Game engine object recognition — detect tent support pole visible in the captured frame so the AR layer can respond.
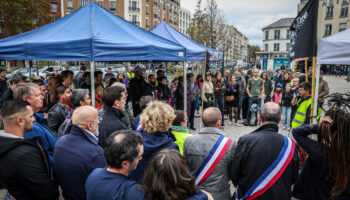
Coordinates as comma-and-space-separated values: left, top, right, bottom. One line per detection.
90, 61, 95, 108
200, 50, 208, 131
305, 58, 308, 82
184, 61, 187, 127
312, 57, 319, 140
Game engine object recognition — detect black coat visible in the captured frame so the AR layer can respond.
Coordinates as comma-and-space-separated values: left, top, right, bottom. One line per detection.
98, 106, 128, 147
0, 88, 13, 108
73, 72, 84, 89
282, 90, 294, 107
292, 125, 350, 200
47, 102, 71, 137
157, 84, 171, 101
0, 134, 59, 200
129, 77, 147, 103
231, 124, 299, 200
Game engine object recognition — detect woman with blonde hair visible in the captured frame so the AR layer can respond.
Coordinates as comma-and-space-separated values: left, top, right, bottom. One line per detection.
129, 101, 179, 183
202, 72, 215, 109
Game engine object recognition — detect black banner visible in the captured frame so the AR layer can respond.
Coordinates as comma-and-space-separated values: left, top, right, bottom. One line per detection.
289, 0, 319, 60
205, 50, 224, 75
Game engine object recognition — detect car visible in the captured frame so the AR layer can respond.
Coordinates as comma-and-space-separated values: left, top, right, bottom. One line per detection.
38, 66, 66, 78
6, 67, 38, 79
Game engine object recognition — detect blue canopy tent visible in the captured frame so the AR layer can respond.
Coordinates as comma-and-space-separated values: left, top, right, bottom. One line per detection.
150, 21, 220, 62
0, 2, 185, 107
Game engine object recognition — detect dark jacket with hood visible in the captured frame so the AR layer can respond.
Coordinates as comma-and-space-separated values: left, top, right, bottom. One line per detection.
129, 129, 179, 183
231, 124, 299, 200
98, 106, 128, 147
157, 83, 171, 102
0, 131, 59, 200
292, 125, 350, 200
47, 102, 71, 137
129, 77, 147, 103
24, 113, 57, 170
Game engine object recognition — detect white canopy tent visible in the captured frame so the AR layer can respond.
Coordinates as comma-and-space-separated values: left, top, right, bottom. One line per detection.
317, 28, 350, 65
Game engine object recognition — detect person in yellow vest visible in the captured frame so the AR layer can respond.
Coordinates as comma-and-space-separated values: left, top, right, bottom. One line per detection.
291, 82, 322, 129
126, 67, 135, 87
171, 110, 192, 155
291, 82, 322, 167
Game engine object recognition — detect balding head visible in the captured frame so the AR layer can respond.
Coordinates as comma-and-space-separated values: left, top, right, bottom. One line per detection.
259, 102, 281, 124
202, 107, 222, 127
72, 106, 99, 134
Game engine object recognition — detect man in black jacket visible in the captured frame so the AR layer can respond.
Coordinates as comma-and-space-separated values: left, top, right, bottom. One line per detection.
128, 66, 146, 116
98, 86, 128, 147
73, 65, 87, 89
231, 102, 299, 200
0, 100, 58, 200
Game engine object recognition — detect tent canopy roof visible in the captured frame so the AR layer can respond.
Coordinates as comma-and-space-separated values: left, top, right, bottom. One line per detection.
0, 2, 185, 61
150, 22, 220, 61
317, 28, 350, 65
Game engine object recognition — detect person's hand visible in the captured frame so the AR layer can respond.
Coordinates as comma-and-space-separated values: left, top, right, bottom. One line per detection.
291, 98, 297, 106
249, 94, 253, 98
322, 116, 333, 124
258, 94, 263, 98
44, 113, 48, 119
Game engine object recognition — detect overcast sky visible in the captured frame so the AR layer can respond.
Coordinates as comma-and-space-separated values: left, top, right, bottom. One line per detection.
181, 0, 300, 48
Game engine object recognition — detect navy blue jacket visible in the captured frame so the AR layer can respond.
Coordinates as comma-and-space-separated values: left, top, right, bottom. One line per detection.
54, 125, 106, 200
0, 79, 7, 98
24, 113, 57, 169
131, 114, 141, 131
129, 130, 179, 182
98, 106, 128, 147
85, 168, 145, 200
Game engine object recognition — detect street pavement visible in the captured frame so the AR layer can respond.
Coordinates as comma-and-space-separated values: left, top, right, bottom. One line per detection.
189, 75, 350, 142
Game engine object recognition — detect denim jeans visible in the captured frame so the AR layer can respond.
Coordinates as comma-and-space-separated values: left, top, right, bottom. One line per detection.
238, 95, 243, 119
215, 95, 225, 125
282, 106, 292, 127
246, 97, 261, 122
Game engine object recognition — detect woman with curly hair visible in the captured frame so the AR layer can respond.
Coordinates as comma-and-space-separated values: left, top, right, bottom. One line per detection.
143, 149, 213, 200
292, 109, 350, 200
129, 101, 179, 183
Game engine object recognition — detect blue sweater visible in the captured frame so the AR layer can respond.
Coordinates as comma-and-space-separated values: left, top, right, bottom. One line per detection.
129, 130, 179, 182
24, 113, 57, 169
85, 168, 145, 200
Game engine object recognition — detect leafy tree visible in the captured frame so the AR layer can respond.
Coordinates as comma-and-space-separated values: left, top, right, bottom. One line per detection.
0, 0, 50, 38
249, 45, 261, 62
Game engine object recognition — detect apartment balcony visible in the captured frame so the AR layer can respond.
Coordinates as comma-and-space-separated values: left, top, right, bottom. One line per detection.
129, 7, 140, 12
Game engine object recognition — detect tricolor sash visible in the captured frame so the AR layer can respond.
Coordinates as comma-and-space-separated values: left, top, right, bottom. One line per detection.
194, 135, 233, 186
235, 136, 295, 200
135, 123, 143, 133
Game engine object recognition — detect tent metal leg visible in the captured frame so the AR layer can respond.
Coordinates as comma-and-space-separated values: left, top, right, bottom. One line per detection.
183, 62, 187, 126
90, 61, 95, 108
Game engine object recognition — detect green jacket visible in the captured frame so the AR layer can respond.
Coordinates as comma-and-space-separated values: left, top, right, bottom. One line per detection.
171, 126, 192, 155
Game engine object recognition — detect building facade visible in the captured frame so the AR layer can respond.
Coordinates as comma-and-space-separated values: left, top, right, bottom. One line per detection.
219, 25, 249, 67
179, 7, 191, 36
62, 0, 180, 31
299, 0, 350, 39
256, 18, 294, 70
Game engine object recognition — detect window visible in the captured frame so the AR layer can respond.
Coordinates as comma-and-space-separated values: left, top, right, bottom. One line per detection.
287, 30, 290, 39
146, 19, 149, 28
274, 30, 280, 39
146, 6, 149, 15
326, 6, 333, 18
341, 4, 348, 17
339, 22, 347, 31
50, 3, 57, 12
97, 1, 103, 6
110, 1, 116, 10
325, 24, 332, 36
80, 0, 89, 7
274, 43, 280, 51
67, 0, 73, 10
265, 44, 268, 51
265, 31, 269, 40
286, 43, 290, 51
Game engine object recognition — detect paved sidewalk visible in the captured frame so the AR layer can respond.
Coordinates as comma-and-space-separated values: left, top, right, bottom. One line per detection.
189, 75, 349, 142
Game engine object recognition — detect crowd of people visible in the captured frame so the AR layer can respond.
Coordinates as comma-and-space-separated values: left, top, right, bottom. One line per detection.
0, 64, 348, 200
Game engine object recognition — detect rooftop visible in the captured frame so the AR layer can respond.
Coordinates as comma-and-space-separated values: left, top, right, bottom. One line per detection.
262, 18, 294, 30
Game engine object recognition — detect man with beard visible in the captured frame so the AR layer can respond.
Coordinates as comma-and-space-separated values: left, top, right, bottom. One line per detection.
0, 100, 59, 200
85, 130, 144, 200
144, 74, 157, 98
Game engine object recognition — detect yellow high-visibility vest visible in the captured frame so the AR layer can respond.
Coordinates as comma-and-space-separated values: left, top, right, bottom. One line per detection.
292, 97, 322, 128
